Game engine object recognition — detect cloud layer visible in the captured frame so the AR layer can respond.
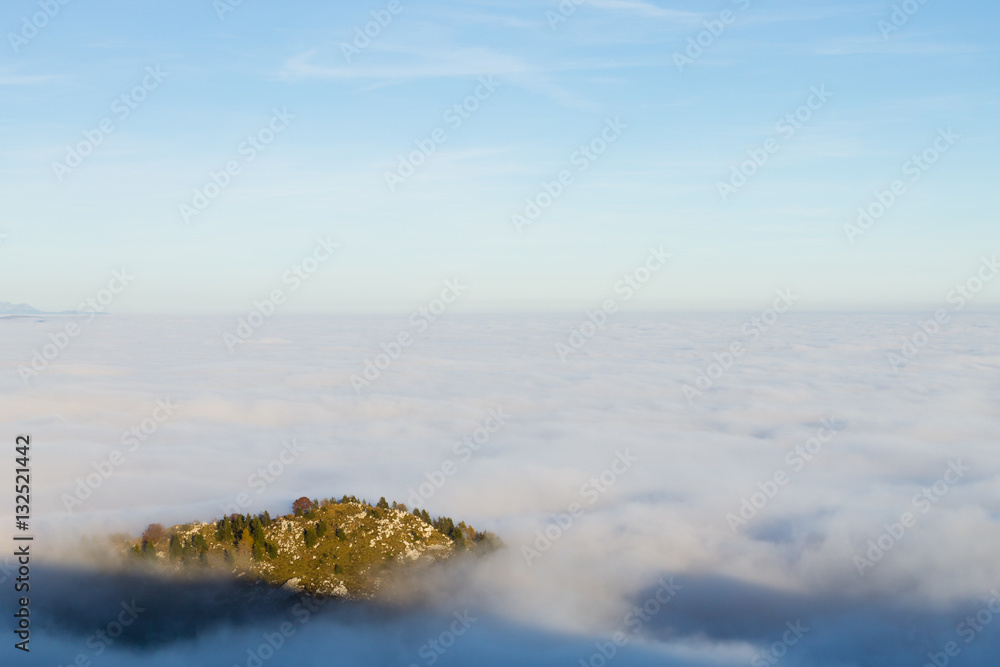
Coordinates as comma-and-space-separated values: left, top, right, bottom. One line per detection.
2, 312, 999, 665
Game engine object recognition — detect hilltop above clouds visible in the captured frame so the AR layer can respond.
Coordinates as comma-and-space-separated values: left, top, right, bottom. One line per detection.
3, 313, 999, 666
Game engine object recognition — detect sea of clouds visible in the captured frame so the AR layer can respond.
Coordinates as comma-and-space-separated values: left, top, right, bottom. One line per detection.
1, 312, 998, 666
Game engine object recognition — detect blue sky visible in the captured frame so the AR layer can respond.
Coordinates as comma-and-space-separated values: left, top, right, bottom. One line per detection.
1, 0, 997, 313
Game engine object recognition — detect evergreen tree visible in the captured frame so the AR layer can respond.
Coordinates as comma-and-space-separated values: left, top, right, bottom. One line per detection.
216, 516, 234, 542
433, 516, 455, 536
181, 538, 195, 558
169, 534, 183, 560
191, 533, 209, 553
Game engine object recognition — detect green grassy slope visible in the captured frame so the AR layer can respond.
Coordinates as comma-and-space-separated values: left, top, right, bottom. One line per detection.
126, 497, 501, 598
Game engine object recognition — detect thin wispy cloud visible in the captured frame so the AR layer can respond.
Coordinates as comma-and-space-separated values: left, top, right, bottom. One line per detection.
810, 36, 991, 56
0, 69, 56, 85
280, 46, 532, 81
585, 0, 700, 20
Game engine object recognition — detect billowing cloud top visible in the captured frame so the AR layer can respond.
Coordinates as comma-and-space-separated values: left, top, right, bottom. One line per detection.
2, 312, 999, 666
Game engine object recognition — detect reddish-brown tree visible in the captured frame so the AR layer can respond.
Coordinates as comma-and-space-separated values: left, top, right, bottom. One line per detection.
142, 523, 166, 544
292, 497, 313, 515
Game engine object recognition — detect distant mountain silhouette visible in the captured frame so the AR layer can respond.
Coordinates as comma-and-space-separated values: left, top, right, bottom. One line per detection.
0, 301, 93, 316
0, 301, 43, 315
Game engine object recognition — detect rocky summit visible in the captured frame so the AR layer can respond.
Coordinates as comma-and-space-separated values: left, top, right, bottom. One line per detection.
124, 495, 501, 598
